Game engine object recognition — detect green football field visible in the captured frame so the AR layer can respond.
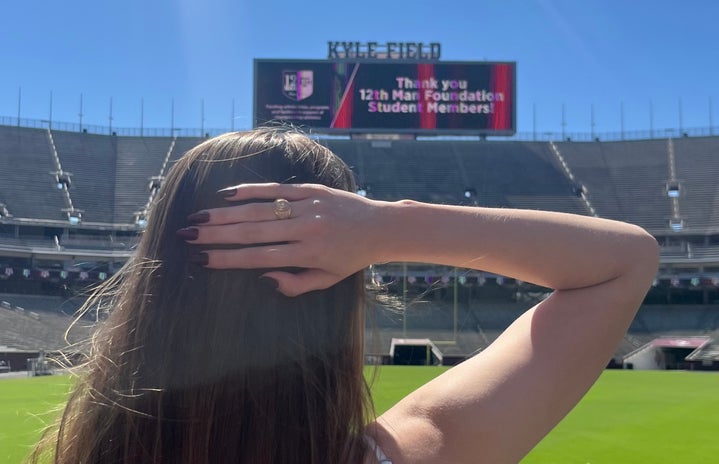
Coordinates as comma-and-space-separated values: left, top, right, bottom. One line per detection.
1, 368, 717, 463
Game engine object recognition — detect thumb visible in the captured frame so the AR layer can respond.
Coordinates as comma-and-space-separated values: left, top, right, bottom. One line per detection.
260, 269, 342, 297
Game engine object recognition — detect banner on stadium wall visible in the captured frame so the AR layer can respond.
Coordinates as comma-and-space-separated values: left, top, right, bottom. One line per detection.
254, 60, 516, 135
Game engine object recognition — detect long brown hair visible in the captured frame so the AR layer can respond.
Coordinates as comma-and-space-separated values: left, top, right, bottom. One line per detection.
30, 128, 373, 463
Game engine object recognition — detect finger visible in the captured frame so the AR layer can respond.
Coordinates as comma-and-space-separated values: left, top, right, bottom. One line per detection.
190, 198, 313, 225
202, 244, 306, 269
186, 218, 305, 245
261, 269, 342, 297
219, 183, 328, 202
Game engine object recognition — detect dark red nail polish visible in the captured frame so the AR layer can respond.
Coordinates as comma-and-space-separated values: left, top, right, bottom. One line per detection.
176, 227, 199, 241
187, 211, 210, 224
259, 276, 279, 290
220, 188, 237, 198
189, 252, 209, 266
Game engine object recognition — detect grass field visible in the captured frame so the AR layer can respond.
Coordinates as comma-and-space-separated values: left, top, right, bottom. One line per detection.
1, 368, 717, 463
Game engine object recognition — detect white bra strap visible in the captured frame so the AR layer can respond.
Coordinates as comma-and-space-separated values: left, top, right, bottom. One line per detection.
365, 435, 393, 464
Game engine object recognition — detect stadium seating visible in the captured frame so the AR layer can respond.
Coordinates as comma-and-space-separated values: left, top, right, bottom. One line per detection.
171, 137, 205, 163
672, 136, 719, 232
2, 124, 719, 365
0, 295, 94, 351
326, 139, 590, 211
558, 139, 673, 232
51, 130, 118, 223
685, 331, 719, 364
0, 127, 67, 220
114, 137, 174, 223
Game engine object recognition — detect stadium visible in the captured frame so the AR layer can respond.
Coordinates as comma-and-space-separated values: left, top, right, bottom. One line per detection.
1, 117, 718, 372
1, 43, 719, 462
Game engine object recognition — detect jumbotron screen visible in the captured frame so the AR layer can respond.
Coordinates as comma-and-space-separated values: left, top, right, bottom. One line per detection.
254, 60, 516, 135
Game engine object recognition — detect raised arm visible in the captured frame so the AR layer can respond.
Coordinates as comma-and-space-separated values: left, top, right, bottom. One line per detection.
186, 183, 659, 463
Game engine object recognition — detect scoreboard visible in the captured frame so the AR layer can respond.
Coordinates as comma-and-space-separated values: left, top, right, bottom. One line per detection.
254, 60, 516, 136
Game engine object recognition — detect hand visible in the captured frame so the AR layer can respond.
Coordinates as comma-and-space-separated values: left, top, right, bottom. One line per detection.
183, 183, 384, 296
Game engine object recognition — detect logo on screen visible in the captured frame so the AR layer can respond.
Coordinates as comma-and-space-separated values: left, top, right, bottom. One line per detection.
282, 70, 314, 101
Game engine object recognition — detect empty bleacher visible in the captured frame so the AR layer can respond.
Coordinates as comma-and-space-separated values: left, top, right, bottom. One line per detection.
685, 331, 719, 364
3, 125, 716, 233
672, 136, 719, 232
0, 296, 95, 351
0, 127, 66, 220
327, 139, 588, 211
328, 140, 408, 201
630, 305, 719, 335
554, 141, 623, 216
558, 139, 672, 232
114, 137, 174, 223
51, 130, 118, 223
170, 137, 205, 163
3, 124, 719, 364
458, 141, 587, 213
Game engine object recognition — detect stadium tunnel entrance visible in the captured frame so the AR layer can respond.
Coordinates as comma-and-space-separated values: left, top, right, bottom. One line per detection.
623, 337, 711, 370
390, 338, 443, 366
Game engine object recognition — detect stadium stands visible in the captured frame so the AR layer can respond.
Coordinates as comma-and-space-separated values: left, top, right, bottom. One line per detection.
685, 330, 719, 367
0, 127, 66, 220
672, 136, 719, 232
51, 130, 118, 224
558, 139, 673, 232
326, 139, 590, 212
2, 123, 719, 366
0, 295, 94, 351
114, 136, 173, 224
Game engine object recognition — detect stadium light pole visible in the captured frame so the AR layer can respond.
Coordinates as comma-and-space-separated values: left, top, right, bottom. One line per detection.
590, 103, 595, 139
108, 97, 114, 135
649, 100, 654, 138
620, 101, 625, 140
48, 91, 53, 129
170, 98, 175, 135
710, 97, 714, 135
231, 98, 235, 132
78, 93, 83, 132
561, 104, 566, 140
201, 98, 205, 137
140, 98, 144, 137
17, 87, 22, 127
532, 103, 536, 141
678, 99, 683, 135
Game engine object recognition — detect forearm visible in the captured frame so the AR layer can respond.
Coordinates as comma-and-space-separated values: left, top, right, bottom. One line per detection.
374, 200, 659, 291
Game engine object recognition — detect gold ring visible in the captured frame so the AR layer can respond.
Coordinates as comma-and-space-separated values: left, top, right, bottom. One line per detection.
273, 198, 292, 220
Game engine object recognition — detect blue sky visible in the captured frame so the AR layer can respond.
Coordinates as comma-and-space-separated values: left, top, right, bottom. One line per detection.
1, 0, 717, 137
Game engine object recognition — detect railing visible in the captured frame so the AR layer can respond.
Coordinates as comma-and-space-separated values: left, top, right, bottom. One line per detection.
46, 129, 77, 215
548, 141, 598, 217
0, 235, 137, 253
3, 115, 719, 142
660, 243, 719, 260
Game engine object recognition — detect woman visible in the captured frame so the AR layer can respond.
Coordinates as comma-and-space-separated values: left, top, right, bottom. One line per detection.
32, 127, 658, 463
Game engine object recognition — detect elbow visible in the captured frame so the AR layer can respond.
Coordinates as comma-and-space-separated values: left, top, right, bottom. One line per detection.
628, 226, 660, 281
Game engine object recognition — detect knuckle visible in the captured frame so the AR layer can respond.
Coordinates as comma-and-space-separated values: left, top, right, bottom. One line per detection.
303, 247, 322, 264
239, 223, 264, 243
252, 203, 270, 220
207, 252, 228, 269
237, 249, 261, 268
304, 215, 324, 234
303, 183, 329, 195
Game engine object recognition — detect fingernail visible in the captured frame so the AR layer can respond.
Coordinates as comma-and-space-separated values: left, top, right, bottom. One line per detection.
219, 187, 237, 198
189, 252, 209, 266
259, 276, 279, 290
176, 227, 199, 241
187, 211, 210, 224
